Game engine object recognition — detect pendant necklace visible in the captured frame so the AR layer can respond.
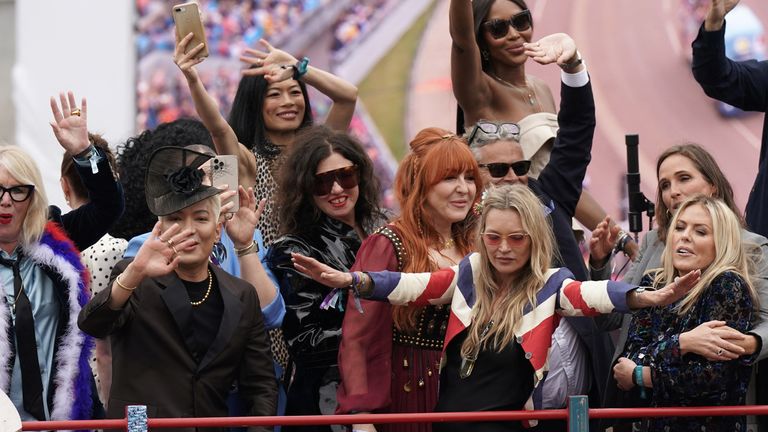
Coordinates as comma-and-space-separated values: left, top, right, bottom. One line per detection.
491, 74, 540, 110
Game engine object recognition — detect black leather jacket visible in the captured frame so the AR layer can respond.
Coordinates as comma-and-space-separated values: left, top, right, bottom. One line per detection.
266, 216, 361, 369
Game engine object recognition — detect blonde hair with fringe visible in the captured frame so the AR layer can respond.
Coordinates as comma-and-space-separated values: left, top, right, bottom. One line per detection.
461, 184, 555, 358
654, 195, 757, 315
0, 147, 49, 247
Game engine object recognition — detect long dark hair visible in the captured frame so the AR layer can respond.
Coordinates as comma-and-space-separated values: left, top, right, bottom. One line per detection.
472, 0, 531, 74
277, 125, 383, 236
228, 71, 313, 158
457, 0, 531, 134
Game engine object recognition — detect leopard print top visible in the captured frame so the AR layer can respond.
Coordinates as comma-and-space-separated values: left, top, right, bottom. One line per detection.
253, 150, 292, 374
253, 152, 284, 247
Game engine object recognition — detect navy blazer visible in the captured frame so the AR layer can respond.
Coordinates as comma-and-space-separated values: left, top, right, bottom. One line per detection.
692, 22, 768, 238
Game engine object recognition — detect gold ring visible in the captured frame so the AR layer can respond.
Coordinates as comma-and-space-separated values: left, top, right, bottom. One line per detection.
171, 245, 179, 256
166, 238, 174, 247
71, 108, 81, 117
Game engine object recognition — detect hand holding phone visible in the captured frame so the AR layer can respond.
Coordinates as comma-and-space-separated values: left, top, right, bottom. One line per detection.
172, 2, 209, 60
211, 155, 239, 213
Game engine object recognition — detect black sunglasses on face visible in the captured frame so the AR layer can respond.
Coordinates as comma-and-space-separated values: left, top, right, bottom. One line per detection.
468, 121, 521, 146
0, 185, 35, 203
313, 166, 360, 196
483, 10, 533, 40
479, 160, 531, 178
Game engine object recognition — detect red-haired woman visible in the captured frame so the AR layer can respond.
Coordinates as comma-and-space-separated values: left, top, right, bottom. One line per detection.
337, 128, 482, 432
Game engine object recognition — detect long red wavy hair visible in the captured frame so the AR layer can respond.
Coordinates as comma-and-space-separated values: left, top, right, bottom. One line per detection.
391, 127, 482, 330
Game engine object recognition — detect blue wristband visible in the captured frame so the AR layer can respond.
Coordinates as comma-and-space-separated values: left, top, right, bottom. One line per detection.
633, 365, 647, 399
293, 57, 309, 80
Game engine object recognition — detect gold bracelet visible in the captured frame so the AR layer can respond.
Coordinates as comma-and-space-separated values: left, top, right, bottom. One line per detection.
235, 240, 259, 257
115, 274, 137, 292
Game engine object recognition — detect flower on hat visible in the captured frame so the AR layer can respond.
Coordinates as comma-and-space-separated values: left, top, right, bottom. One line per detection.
166, 166, 204, 195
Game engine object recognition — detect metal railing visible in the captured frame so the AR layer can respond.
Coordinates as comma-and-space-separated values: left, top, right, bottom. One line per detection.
19, 397, 768, 432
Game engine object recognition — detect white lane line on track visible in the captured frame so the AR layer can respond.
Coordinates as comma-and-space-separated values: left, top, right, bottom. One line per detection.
663, 0, 683, 58
533, 0, 548, 23
730, 117, 762, 151
572, 0, 657, 193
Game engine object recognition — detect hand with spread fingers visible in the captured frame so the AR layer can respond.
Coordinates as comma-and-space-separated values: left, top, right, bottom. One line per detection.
589, 216, 620, 264
50, 91, 90, 155
131, 221, 197, 278
240, 39, 299, 82
523, 33, 580, 70
173, 32, 207, 83
291, 253, 353, 288
225, 186, 266, 248
628, 269, 702, 309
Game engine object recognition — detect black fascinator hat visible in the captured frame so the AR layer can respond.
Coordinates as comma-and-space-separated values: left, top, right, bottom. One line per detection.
145, 145, 220, 216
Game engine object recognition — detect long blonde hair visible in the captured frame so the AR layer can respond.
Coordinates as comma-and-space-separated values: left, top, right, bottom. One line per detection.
0, 147, 49, 247
654, 195, 757, 315
461, 184, 554, 358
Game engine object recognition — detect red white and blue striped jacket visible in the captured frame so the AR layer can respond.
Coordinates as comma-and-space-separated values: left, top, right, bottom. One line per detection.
365, 252, 635, 418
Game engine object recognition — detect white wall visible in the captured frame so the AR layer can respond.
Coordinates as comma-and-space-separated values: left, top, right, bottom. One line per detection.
14, 0, 134, 208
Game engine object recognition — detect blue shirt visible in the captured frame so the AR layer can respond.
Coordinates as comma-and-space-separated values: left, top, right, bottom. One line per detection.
1, 249, 58, 420
124, 229, 284, 329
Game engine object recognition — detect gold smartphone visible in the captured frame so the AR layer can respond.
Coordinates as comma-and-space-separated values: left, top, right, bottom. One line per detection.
172, 2, 209, 59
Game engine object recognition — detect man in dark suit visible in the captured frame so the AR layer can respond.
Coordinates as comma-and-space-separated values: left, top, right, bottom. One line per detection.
79, 145, 276, 431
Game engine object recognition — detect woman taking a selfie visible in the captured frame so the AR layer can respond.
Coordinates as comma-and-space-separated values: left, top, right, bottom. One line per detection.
174, 34, 358, 246
265, 126, 383, 431
612, 196, 758, 432
293, 184, 698, 432
337, 128, 481, 432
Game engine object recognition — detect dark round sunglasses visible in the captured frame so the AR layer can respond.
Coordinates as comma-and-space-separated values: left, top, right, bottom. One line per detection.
482, 10, 533, 40
313, 165, 359, 196
478, 160, 531, 178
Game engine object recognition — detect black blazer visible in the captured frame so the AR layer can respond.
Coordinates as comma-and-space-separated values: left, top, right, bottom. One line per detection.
78, 260, 277, 432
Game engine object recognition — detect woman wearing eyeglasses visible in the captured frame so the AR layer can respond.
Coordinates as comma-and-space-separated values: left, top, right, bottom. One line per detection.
291, 184, 699, 432
0, 92, 124, 422
336, 128, 481, 432
264, 125, 384, 431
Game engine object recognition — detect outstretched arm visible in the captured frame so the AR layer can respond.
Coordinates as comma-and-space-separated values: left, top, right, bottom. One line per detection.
50, 91, 124, 250
691, 1, 768, 111
449, 0, 493, 115
174, 32, 256, 186
241, 39, 358, 131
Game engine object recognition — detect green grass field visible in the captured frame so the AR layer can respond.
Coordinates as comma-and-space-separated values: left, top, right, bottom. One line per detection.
358, 1, 436, 160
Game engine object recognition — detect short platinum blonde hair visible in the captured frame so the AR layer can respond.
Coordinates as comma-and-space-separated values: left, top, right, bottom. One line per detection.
0, 147, 49, 246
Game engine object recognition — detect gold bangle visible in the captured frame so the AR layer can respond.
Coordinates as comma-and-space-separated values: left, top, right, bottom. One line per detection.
235, 240, 259, 257
115, 274, 137, 292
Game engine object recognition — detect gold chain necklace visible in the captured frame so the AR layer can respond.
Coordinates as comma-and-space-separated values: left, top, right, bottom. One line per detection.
190, 269, 213, 307
442, 237, 455, 250
490, 74, 539, 109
